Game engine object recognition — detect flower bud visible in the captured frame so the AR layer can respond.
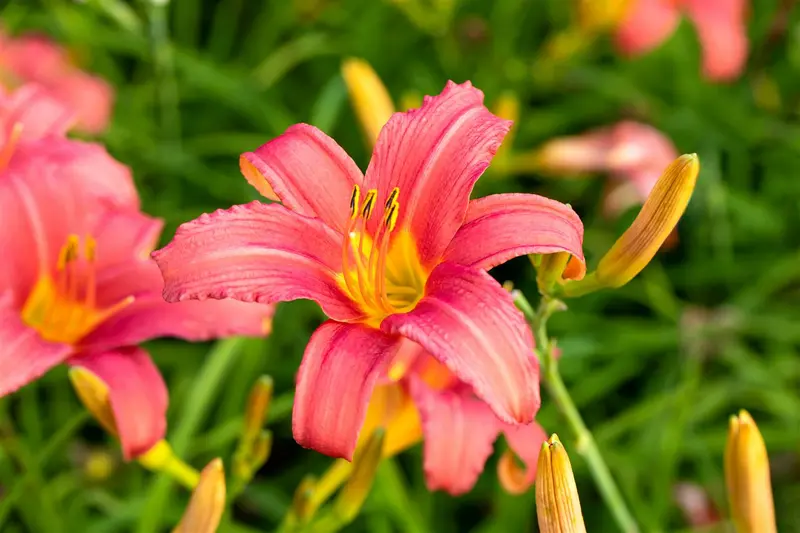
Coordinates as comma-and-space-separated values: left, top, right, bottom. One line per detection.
335, 429, 385, 522
725, 410, 776, 533
595, 154, 699, 288
69, 366, 118, 438
173, 459, 226, 533
535, 434, 586, 533
243, 376, 273, 447
342, 58, 394, 146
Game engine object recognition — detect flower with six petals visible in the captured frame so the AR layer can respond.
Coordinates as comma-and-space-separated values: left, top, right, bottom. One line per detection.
154, 81, 586, 463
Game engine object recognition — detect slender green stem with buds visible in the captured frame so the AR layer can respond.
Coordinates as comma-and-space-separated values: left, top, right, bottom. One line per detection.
514, 291, 640, 533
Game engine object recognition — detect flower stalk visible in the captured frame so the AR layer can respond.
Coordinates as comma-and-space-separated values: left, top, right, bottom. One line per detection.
514, 290, 639, 533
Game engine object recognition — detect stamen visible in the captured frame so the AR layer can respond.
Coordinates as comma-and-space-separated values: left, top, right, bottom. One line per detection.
0, 122, 23, 171
361, 189, 378, 220
375, 201, 399, 310
349, 184, 361, 220
85, 236, 97, 308
384, 187, 399, 209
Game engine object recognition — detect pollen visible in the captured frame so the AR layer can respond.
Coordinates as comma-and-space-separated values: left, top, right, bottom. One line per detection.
340, 186, 427, 323
21, 234, 133, 345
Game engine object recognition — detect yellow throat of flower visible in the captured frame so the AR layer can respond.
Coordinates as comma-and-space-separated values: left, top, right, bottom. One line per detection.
340, 185, 428, 326
21, 234, 133, 345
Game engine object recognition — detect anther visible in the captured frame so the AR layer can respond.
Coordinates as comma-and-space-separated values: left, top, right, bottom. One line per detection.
385, 202, 399, 232
361, 189, 378, 219
384, 187, 400, 209
349, 185, 361, 220
58, 235, 81, 269
85, 236, 97, 262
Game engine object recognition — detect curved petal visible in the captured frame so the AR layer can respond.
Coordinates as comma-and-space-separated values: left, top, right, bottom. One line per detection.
82, 260, 273, 350
153, 201, 362, 322
615, 0, 680, 57
685, 0, 748, 81
92, 208, 164, 270
444, 193, 586, 277
363, 81, 511, 267
292, 321, 401, 461
0, 84, 75, 141
0, 294, 72, 396
382, 262, 540, 425
53, 73, 113, 134
409, 377, 501, 495
69, 347, 167, 460
497, 421, 548, 494
240, 124, 364, 233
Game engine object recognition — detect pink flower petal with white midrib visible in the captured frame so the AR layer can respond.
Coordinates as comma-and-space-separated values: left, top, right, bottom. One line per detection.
240, 123, 364, 234
362, 81, 511, 267
444, 193, 585, 277
382, 262, 540, 425
409, 377, 502, 495
152, 202, 363, 322
292, 321, 401, 460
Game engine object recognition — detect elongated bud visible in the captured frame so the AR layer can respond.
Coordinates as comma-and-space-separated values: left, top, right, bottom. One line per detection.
243, 376, 273, 446
173, 459, 226, 533
562, 154, 699, 297
342, 58, 394, 147
535, 434, 586, 533
578, 0, 633, 32
335, 429, 385, 522
291, 475, 318, 524
725, 410, 776, 533
69, 367, 118, 437
139, 440, 200, 489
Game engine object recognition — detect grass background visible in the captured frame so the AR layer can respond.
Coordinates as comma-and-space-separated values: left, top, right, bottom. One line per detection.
1, 0, 800, 531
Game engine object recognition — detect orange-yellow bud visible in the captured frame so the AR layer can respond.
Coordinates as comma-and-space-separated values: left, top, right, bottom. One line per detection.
341, 58, 395, 147
595, 154, 699, 289
69, 366, 118, 437
173, 459, 226, 533
535, 434, 586, 533
335, 429, 385, 521
725, 410, 776, 533
577, 0, 633, 32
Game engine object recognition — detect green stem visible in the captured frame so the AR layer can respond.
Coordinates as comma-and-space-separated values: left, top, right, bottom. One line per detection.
514, 291, 639, 533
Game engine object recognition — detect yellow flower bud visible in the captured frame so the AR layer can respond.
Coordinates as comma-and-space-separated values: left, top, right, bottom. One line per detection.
725, 410, 776, 533
173, 459, 226, 533
578, 0, 633, 32
595, 154, 699, 289
341, 58, 395, 147
335, 429, 385, 522
243, 375, 273, 446
69, 366, 118, 437
535, 434, 586, 533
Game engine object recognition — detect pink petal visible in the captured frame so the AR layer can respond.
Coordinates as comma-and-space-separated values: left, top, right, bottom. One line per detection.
382, 262, 540, 425
0, 294, 72, 396
0, 84, 75, 141
615, 0, 681, 57
536, 127, 616, 174
684, 0, 748, 81
153, 201, 362, 321
52, 73, 114, 134
82, 260, 273, 350
292, 321, 401, 460
408, 377, 502, 495
443, 193, 585, 277
69, 347, 167, 460
607, 121, 678, 175
498, 421, 548, 494
363, 81, 511, 267
240, 124, 364, 233
91, 208, 164, 270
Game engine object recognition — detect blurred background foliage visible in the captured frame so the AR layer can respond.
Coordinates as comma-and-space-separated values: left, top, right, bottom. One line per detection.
1, 0, 800, 531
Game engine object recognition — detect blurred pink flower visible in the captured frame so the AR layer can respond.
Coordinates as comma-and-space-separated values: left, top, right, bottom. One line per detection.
616, 0, 749, 81
0, 89, 273, 459
0, 31, 113, 133
537, 120, 679, 217
154, 81, 586, 462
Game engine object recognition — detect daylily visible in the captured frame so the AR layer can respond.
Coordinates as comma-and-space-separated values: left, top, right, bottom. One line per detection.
616, 0, 749, 82
360, 345, 548, 495
154, 81, 586, 462
536, 121, 678, 218
0, 29, 113, 133
0, 86, 273, 459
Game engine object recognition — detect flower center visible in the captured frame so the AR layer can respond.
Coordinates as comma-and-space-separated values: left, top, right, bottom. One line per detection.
340, 185, 428, 325
21, 235, 133, 345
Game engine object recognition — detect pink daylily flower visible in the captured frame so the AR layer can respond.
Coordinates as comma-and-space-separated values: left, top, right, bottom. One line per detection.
0, 30, 113, 133
0, 89, 273, 459
616, 0, 749, 81
537, 121, 679, 217
154, 82, 585, 461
